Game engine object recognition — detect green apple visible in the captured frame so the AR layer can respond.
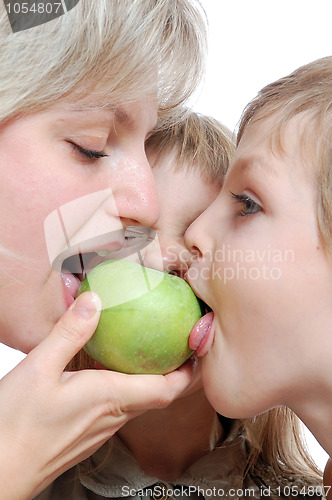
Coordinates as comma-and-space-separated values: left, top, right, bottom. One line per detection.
76, 258, 202, 374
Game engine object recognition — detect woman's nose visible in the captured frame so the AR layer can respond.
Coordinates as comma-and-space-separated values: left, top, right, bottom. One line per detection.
107, 151, 160, 229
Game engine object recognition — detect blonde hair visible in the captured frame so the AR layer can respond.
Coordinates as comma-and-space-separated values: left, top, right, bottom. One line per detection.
242, 409, 322, 483
237, 56, 332, 249
145, 109, 235, 186
0, 0, 207, 123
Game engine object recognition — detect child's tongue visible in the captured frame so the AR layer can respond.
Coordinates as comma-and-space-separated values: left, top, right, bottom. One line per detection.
189, 311, 214, 356
61, 271, 81, 308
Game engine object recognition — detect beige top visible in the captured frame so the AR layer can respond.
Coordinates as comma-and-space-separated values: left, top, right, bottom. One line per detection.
34, 424, 324, 500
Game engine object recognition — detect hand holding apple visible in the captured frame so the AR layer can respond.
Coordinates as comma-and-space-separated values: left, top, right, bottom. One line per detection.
76, 259, 202, 374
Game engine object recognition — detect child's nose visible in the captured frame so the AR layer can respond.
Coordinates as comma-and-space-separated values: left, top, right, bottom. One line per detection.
184, 218, 205, 261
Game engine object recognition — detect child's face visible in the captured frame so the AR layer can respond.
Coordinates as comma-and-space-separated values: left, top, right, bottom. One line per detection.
185, 114, 332, 417
0, 94, 159, 353
143, 150, 220, 278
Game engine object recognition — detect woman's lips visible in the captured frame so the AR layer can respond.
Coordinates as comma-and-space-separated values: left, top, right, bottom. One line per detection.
60, 251, 111, 308
189, 311, 214, 357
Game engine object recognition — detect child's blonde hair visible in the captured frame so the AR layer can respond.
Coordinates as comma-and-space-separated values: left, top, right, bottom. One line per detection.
243, 408, 321, 483
237, 55, 332, 249
0, 0, 207, 123
145, 110, 235, 186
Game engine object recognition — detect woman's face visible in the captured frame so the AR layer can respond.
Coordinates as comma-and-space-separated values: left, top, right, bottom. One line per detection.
0, 95, 159, 353
185, 114, 332, 417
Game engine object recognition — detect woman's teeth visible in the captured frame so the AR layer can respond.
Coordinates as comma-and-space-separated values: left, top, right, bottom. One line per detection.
95, 250, 112, 258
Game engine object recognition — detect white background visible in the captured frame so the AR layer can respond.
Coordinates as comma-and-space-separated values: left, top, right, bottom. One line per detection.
192, 0, 332, 133
0, 0, 330, 472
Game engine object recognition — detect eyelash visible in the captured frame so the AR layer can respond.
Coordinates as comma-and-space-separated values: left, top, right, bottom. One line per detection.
70, 142, 109, 161
231, 192, 262, 217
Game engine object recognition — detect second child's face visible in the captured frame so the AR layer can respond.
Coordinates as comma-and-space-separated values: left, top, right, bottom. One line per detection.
147, 150, 221, 278
185, 114, 332, 417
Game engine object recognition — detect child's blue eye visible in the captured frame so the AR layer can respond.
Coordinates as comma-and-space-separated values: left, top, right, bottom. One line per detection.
231, 192, 262, 216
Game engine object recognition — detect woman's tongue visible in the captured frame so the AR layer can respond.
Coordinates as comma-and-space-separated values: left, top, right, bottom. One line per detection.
61, 252, 108, 307
61, 271, 80, 307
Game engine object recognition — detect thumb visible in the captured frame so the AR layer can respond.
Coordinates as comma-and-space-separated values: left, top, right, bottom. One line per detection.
31, 291, 101, 374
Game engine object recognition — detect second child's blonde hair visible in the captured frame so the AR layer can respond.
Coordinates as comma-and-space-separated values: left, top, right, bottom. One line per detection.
145, 111, 235, 186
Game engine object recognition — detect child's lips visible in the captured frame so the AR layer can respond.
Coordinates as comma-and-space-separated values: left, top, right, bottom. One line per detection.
189, 311, 214, 356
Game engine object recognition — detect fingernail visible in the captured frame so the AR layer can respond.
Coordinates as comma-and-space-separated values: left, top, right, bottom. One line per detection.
69, 292, 102, 319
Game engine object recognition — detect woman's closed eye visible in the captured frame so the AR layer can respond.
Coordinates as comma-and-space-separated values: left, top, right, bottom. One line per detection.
231, 192, 262, 217
68, 141, 109, 162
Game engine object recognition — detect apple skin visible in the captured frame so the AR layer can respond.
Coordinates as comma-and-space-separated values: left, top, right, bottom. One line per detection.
76, 259, 202, 374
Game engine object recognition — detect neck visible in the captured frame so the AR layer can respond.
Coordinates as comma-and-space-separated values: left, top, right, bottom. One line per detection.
117, 389, 223, 481
287, 375, 332, 458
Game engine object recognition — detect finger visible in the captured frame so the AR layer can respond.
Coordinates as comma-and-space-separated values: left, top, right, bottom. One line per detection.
94, 358, 196, 414
30, 292, 101, 374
